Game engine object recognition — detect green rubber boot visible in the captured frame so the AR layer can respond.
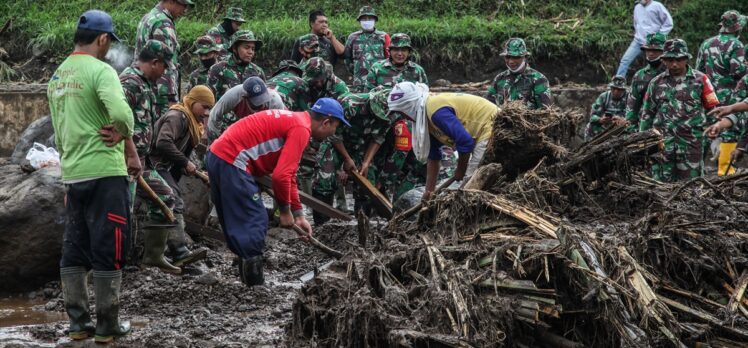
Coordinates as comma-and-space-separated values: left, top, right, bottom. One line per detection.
141, 227, 181, 274
167, 214, 207, 268
60, 267, 95, 340
93, 270, 131, 343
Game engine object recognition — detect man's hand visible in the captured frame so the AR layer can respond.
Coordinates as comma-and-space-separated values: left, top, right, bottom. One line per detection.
421, 189, 433, 202
184, 161, 197, 176
731, 148, 745, 163
324, 28, 334, 40
708, 105, 734, 119
279, 210, 294, 228
611, 116, 628, 126
359, 160, 370, 177
295, 216, 313, 242
705, 122, 723, 138
126, 152, 143, 178
99, 125, 124, 147
337, 169, 349, 185
343, 158, 356, 173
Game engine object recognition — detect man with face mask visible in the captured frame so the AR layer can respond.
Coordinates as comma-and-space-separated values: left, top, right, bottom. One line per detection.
344, 6, 391, 92
135, 0, 194, 119
365, 33, 428, 91
616, 0, 672, 77
187, 35, 221, 91
207, 77, 285, 141
696, 10, 747, 176
584, 75, 629, 141
206, 99, 349, 286
624, 32, 667, 131
207, 30, 266, 102
487, 38, 552, 109
640, 39, 720, 182
206, 7, 246, 59
49, 10, 136, 343
292, 10, 345, 66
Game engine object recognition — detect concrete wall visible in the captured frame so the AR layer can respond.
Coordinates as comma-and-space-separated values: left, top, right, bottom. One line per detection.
0, 84, 48, 156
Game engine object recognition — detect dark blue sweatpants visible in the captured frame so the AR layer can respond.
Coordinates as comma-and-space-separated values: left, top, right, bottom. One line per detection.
206, 151, 268, 259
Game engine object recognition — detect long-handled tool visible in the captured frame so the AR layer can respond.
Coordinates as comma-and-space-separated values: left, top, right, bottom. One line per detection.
255, 176, 353, 221
347, 168, 393, 218
394, 176, 457, 221
137, 176, 176, 223
291, 224, 343, 258
194, 170, 210, 187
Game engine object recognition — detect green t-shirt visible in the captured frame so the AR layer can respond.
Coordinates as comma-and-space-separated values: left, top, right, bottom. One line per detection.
48, 53, 134, 182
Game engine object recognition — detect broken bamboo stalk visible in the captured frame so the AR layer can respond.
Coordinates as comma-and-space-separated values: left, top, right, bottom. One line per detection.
291, 225, 343, 258
727, 270, 748, 315
659, 295, 748, 340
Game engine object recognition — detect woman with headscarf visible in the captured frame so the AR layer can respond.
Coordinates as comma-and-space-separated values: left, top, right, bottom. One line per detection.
147, 85, 215, 268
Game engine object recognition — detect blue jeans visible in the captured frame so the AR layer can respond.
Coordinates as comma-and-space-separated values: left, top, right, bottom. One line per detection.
616, 39, 643, 77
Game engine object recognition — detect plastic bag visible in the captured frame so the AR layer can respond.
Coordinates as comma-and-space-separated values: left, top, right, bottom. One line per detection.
25, 142, 60, 169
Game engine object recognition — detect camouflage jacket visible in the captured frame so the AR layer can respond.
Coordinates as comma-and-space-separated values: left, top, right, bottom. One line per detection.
731, 75, 748, 148
187, 66, 210, 91
487, 66, 552, 109
365, 59, 428, 91
344, 30, 388, 91
267, 75, 307, 111
334, 92, 392, 151
625, 62, 667, 131
135, 5, 180, 106
292, 35, 338, 66
205, 24, 231, 58
640, 67, 720, 152
305, 75, 350, 109
119, 66, 156, 159
207, 54, 265, 101
695, 34, 747, 100
585, 90, 628, 140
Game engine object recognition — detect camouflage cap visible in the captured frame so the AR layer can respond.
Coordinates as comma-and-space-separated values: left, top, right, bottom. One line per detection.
662, 39, 692, 59
641, 32, 667, 50
298, 33, 320, 50
175, 0, 195, 7
720, 10, 743, 33
302, 57, 331, 82
224, 7, 247, 23
369, 86, 392, 121
608, 75, 626, 89
230, 30, 263, 51
500, 38, 530, 57
357, 5, 378, 21
141, 39, 174, 66
389, 33, 413, 50
272, 59, 303, 77
193, 35, 221, 55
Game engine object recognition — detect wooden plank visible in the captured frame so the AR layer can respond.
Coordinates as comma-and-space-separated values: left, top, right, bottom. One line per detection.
347, 168, 393, 218
255, 176, 353, 221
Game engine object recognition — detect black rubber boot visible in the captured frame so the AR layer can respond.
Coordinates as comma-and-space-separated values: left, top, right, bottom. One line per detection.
60, 267, 95, 340
241, 255, 264, 287
141, 227, 181, 274
166, 214, 207, 268
93, 270, 131, 343
312, 191, 334, 225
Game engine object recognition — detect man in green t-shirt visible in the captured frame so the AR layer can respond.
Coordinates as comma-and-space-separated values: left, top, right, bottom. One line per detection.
48, 10, 137, 344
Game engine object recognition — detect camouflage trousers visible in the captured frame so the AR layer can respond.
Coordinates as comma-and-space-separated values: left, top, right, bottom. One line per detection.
651, 139, 703, 183
129, 169, 180, 226
297, 138, 322, 195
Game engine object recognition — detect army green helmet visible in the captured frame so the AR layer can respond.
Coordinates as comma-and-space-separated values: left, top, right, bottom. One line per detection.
608, 75, 627, 89
272, 60, 303, 78
500, 38, 530, 57
641, 32, 667, 51
193, 35, 221, 55
230, 30, 263, 51
369, 86, 392, 121
141, 39, 175, 68
357, 5, 378, 21
720, 10, 744, 34
224, 7, 247, 23
298, 33, 320, 51
389, 33, 413, 50
662, 39, 691, 59
303, 57, 331, 83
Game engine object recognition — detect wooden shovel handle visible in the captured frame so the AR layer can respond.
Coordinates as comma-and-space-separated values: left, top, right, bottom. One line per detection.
137, 176, 176, 223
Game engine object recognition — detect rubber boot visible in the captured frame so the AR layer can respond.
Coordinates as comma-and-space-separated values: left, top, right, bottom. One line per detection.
60, 267, 95, 340
166, 214, 207, 268
241, 255, 264, 287
312, 191, 334, 226
141, 227, 181, 274
93, 270, 131, 343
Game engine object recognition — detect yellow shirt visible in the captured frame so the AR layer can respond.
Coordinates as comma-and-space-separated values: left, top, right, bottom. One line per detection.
425, 93, 499, 147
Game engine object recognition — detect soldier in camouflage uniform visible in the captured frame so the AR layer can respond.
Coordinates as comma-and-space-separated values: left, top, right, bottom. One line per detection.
206, 7, 246, 59
135, 0, 193, 119
292, 10, 345, 66
624, 32, 667, 131
705, 74, 748, 167
294, 34, 320, 67
344, 6, 391, 92
207, 30, 266, 102
186, 35, 221, 91
487, 38, 552, 109
584, 75, 629, 140
640, 39, 721, 182
696, 10, 747, 175
267, 60, 306, 111
119, 40, 181, 274
365, 33, 428, 91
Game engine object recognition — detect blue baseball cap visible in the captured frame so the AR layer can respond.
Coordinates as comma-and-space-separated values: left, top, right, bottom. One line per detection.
311, 98, 350, 127
77, 10, 120, 42
242, 77, 271, 106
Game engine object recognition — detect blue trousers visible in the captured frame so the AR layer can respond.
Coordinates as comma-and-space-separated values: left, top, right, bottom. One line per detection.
616, 39, 643, 77
206, 151, 268, 259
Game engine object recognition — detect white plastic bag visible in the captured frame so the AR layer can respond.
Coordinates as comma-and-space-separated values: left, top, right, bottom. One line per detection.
25, 142, 60, 169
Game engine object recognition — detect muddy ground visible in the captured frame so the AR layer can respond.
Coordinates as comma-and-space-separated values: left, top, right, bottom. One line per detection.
0, 215, 367, 347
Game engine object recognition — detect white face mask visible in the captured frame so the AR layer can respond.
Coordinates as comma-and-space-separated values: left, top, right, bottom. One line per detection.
360, 20, 375, 31
507, 60, 526, 73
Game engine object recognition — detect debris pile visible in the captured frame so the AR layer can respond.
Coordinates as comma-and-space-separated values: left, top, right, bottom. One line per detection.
289, 103, 748, 347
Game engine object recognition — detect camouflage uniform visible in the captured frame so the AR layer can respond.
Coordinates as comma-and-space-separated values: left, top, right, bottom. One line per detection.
487, 38, 552, 109
695, 10, 747, 143
640, 39, 721, 182
365, 33, 428, 91
135, 4, 181, 118
584, 76, 629, 140
206, 7, 246, 58
207, 30, 266, 102
267, 60, 306, 110
733, 75, 748, 149
187, 35, 221, 91
344, 6, 389, 92
625, 33, 667, 131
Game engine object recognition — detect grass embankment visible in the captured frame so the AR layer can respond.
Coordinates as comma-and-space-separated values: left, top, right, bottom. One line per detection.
1, 0, 747, 82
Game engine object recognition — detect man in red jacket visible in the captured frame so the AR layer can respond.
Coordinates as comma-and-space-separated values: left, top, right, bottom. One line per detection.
207, 98, 349, 286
